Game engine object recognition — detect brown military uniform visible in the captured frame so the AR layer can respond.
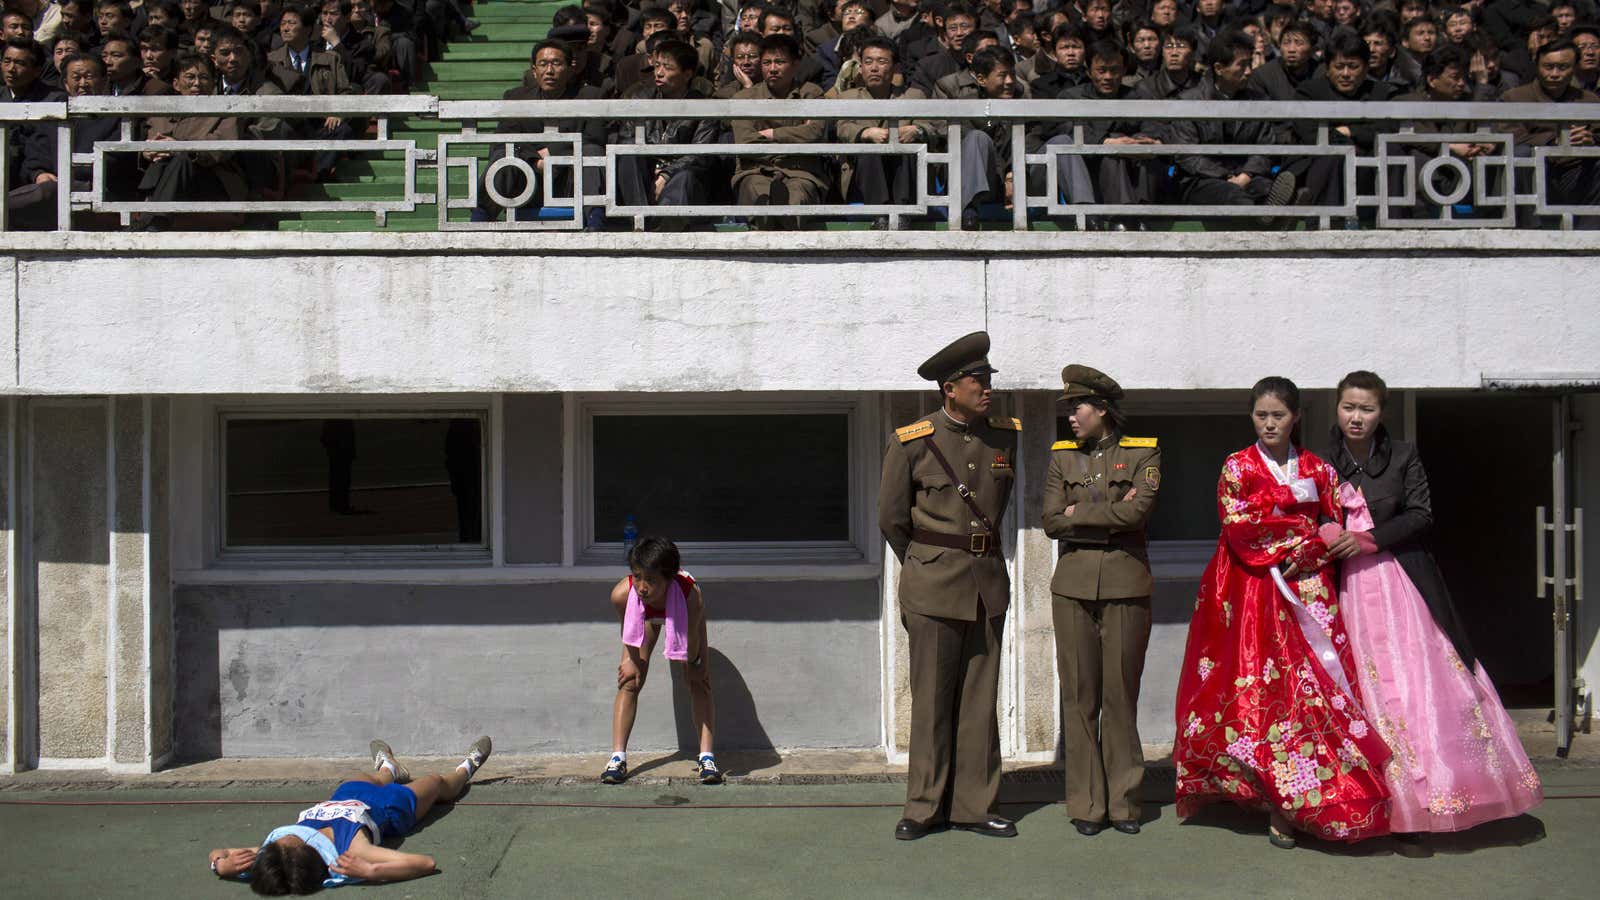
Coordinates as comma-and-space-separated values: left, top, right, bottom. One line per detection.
1042, 365, 1160, 827
878, 332, 1018, 831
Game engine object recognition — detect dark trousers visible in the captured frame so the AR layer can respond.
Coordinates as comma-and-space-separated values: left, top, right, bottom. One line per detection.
615, 158, 714, 207
1052, 594, 1151, 823
1179, 174, 1274, 205
851, 152, 915, 205
1543, 157, 1600, 228
5, 181, 58, 230
138, 154, 230, 203
478, 144, 605, 219
901, 608, 1004, 825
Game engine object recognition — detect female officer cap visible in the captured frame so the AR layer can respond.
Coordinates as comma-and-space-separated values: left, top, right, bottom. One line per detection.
1059, 364, 1124, 402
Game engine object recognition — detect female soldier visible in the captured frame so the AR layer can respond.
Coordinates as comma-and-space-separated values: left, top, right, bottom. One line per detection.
1042, 365, 1160, 836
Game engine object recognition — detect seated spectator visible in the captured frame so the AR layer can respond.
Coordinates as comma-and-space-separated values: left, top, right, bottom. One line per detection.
1502, 12, 1557, 84
1008, 12, 1039, 81
95, 1, 138, 47
1147, 0, 1178, 31
267, 4, 354, 179
909, 1, 973, 93
1305, 0, 1337, 39
317, 0, 388, 94
930, 44, 1016, 226
1039, 40, 1161, 217
177, 0, 218, 39
228, 1, 274, 61
54, 0, 97, 43
2, 10, 36, 43
103, 30, 175, 92
734, 1, 763, 37
211, 23, 289, 195
715, 27, 761, 95
613, 6, 674, 94
803, 0, 843, 54
1248, 17, 1317, 100
146, 1, 183, 31
1030, 23, 1085, 96
812, 0, 873, 87
730, 34, 831, 229
1123, 18, 1160, 83
612, 39, 721, 228
1166, 28, 1298, 215
1441, 5, 1477, 48
1128, 24, 1196, 107
876, 0, 918, 40
1500, 38, 1600, 227
138, 24, 179, 83
1290, 27, 1399, 210
1395, 0, 1427, 28
933, 29, 1001, 97
1389, 44, 1497, 219
576, 1, 618, 90
43, 29, 88, 90
479, 39, 607, 227
135, 51, 249, 228
192, 19, 220, 54
895, 0, 942, 63
1365, 12, 1415, 90
1468, 32, 1518, 99
1552, 1, 1578, 36
365, 0, 417, 89
1187, 0, 1227, 51
1330, 0, 1361, 30
1, 36, 60, 101
8, 52, 137, 229
664, 0, 717, 72
834, 34, 931, 216
1572, 21, 1599, 92
1075, 0, 1114, 46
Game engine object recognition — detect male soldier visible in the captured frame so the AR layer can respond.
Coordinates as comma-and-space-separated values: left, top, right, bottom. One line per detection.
1041, 365, 1159, 837
878, 331, 1020, 841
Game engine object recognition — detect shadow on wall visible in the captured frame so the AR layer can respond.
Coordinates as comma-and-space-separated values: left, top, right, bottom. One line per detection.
628, 647, 783, 778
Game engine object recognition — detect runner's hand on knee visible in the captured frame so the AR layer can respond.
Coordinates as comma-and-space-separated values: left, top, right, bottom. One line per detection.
618, 656, 644, 690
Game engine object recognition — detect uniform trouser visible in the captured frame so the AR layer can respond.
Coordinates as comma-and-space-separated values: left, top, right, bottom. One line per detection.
902, 608, 1005, 825
734, 171, 823, 206
1052, 594, 1151, 823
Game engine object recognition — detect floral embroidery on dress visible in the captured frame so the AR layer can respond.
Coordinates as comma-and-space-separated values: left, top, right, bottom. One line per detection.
1427, 791, 1472, 816
1197, 657, 1214, 681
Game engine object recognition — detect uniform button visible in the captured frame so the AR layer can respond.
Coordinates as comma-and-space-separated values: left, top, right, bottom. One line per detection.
970, 520, 980, 528
963, 434, 971, 443
1095, 451, 1103, 458
967, 462, 976, 470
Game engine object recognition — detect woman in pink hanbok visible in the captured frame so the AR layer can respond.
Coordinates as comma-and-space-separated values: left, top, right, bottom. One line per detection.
1326, 371, 1542, 853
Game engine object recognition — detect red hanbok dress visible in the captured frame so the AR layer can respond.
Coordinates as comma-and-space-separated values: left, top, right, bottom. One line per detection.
1173, 444, 1393, 841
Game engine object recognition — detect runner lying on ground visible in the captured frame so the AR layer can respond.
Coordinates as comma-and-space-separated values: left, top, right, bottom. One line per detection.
206, 736, 492, 894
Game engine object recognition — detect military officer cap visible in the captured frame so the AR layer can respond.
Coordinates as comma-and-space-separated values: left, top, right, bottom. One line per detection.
918, 331, 998, 384
1059, 364, 1124, 403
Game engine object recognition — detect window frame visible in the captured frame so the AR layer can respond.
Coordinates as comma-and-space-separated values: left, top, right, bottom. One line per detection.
210, 397, 495, 566
570, 393, 882, 567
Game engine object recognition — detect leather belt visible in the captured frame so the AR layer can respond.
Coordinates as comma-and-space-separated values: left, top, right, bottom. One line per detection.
912, 528, 999, 556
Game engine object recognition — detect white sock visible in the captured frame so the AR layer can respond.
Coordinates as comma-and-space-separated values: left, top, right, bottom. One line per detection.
698, 752, 714, 763
456, 757, 478, 778
377, 759, 397, 777
610, 751, 626, 764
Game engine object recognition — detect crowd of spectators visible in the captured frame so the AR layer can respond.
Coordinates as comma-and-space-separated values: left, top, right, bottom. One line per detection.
2, 0, 1597, 230
475, 0, 1598, 229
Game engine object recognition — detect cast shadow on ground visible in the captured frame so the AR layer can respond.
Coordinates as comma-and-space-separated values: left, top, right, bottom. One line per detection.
624, 647, 783, 780
1177, 804, 1546, 856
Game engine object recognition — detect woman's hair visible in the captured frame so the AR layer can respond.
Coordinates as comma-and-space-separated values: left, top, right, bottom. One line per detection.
250, 840, 328, 895
1079, 395, 1128, 435
628, 535, 680, 578
1250, 376, 1300, 414
1336, 369, 1388, 407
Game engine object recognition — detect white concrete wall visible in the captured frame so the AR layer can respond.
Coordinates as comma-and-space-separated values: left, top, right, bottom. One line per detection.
2, 232, 1596, 395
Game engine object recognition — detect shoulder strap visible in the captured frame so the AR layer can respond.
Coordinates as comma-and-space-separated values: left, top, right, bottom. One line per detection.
896, 420, 934, 443
922, 438, 998, 537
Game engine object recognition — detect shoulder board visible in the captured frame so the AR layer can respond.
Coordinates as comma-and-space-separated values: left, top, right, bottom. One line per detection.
1051, 440, 1079, 451
1119, 437, 1158, 448
896, 420, 934, 443
988, 416, 1022, 431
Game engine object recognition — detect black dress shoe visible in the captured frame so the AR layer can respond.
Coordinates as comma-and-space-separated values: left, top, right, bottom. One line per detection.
953, 817, 1018, 837
1112, 820, 1141, 835
895, 818, 940, 841
1072, 818, 1107, 836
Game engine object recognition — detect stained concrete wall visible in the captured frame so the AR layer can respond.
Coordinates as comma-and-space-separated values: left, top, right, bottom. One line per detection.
31, 402, 109, 760
149, 399, 173, 766
1, 400, 11, 768
7, 233, 1597, 396
172, 579, 882, 759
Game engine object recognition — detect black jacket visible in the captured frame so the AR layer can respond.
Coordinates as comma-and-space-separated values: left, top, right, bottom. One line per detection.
1166, 74, 1278, 181
1326, 425, 1477, 668
1292, 76, 1399, 150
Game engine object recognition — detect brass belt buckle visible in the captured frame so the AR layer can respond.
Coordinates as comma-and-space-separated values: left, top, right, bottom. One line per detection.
969, 533, 989, 554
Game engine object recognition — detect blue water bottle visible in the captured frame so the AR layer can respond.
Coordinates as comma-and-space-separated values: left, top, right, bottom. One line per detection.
622, 515, 638, 564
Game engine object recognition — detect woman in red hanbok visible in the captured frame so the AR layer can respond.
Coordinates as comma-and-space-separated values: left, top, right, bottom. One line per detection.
1173, 377, 1392, 848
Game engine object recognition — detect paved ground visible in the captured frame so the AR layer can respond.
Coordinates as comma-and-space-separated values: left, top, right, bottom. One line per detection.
3, 756, 1597, 899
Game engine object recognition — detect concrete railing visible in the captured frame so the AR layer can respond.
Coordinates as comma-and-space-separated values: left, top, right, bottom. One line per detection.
5, 95, 1599, 231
